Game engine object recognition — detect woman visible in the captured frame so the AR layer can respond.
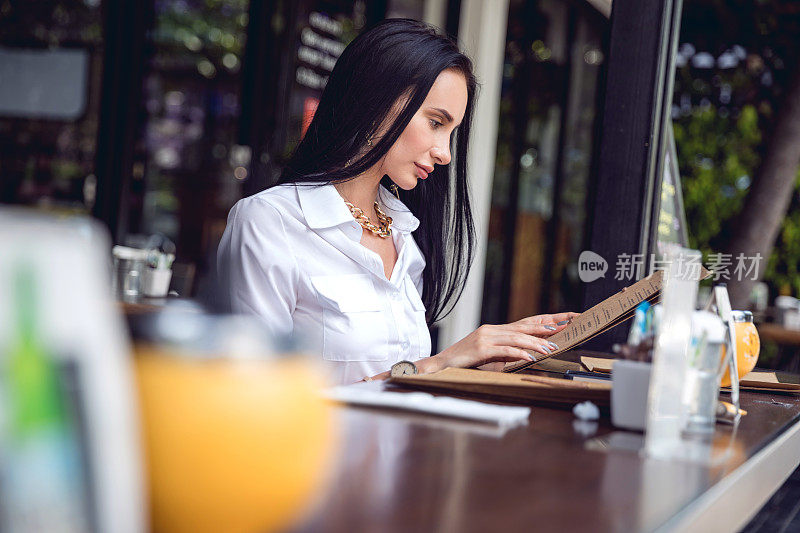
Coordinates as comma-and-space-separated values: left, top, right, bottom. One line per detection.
218, 19, 576, 384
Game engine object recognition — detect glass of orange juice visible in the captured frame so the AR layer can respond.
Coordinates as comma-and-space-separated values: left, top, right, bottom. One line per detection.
719, 310, 761, 387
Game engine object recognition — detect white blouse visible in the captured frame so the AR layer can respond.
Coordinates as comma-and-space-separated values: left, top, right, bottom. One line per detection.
217, 183, 432, 385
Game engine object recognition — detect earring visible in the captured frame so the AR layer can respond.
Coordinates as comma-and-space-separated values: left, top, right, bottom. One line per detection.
366, 134, 373, 147
390, 184, 400, 198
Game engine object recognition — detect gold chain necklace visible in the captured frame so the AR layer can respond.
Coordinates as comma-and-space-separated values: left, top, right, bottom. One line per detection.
344, 201, 393, 238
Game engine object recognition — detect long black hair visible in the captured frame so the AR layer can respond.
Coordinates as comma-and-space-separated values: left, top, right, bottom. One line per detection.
277, 18, 477, 325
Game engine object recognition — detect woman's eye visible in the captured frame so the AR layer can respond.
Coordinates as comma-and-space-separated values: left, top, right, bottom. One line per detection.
429, 119, 442, 129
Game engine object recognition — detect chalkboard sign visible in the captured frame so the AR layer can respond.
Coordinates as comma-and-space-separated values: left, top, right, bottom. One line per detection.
286, 3, 366, 151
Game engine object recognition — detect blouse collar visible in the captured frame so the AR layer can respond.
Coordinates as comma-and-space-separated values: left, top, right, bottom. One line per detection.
296, 183, 420, 234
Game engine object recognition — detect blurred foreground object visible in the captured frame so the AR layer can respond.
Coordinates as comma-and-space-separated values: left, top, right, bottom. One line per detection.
2, 264, 88, 532
683, 310, 727, 434
645, 246, 699, 458
0, 208, 145, 533
132, 313, 335, 533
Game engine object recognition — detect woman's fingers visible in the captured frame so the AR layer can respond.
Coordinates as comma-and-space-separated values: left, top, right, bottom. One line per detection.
437, 320, 571, 374
446, 344, 532, 370
511, 312, 580, 328
549, 311, 580, 324
487, 345, 536, 362
501, 321, 562, 337
486, 330, 559, 356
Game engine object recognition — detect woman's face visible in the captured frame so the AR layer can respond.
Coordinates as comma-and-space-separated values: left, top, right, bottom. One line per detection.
380, 69, 468, 190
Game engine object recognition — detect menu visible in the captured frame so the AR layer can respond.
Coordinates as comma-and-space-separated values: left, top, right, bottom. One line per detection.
503, 270, 664, 373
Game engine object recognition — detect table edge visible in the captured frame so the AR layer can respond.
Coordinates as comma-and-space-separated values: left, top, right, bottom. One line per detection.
655, 413, 800, 532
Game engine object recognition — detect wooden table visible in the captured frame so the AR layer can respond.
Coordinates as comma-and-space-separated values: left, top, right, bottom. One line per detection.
293, 387, 800, 532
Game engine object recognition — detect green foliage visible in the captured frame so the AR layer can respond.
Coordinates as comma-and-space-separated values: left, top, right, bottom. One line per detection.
673, 0, 800, 298
675, 101, 800, 296
152, 0, 250, 73
674, 105, 761, 255
765, 175, 800, 295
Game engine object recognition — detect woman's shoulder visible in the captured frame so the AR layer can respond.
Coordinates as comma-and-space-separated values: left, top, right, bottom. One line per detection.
230, 184, 302, 223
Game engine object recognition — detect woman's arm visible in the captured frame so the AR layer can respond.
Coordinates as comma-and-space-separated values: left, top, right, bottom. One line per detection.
218, 198, 300, 338
366, 312, 579, 380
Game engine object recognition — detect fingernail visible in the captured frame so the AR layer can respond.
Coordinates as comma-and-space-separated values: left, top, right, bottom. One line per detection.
542, 346, 552, 354
549, 341, 559, 350
557, 320, 569, 326
544, 325, 557, 331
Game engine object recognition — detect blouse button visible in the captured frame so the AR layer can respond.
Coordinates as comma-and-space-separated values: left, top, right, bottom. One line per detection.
401, 341, 410, 350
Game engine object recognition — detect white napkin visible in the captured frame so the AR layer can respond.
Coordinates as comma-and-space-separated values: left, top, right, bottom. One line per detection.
323, 381, 531, 428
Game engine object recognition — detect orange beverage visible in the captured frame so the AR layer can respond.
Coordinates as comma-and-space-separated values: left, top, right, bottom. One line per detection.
720, 311, 760, 387
134, 346, 336, 533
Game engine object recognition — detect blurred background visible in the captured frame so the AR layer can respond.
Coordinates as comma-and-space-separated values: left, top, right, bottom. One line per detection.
3, 1, 800, 531
0, 0, 609, 343
3, 0, 800, 362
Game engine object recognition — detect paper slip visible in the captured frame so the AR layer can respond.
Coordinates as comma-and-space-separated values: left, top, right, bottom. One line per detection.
323, 380, 531, 428
581, 356, 614, 373
581, 357, 800, 394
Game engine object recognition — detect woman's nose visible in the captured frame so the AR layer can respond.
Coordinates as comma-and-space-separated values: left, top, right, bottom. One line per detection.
431, 144, 451, 166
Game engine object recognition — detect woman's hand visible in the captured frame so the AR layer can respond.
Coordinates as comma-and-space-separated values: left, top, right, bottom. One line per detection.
361, 312, 580, 381
418, 311, 580, 374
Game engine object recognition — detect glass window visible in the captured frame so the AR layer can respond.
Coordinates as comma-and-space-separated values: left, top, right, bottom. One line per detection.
481, 0, 607, 323
126, 0, 252, 268
124, 0, 381, 286
0, 1, 104, 214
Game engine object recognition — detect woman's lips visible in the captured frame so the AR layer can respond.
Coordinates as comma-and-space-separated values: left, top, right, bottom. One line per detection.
414, 163, 430, 179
